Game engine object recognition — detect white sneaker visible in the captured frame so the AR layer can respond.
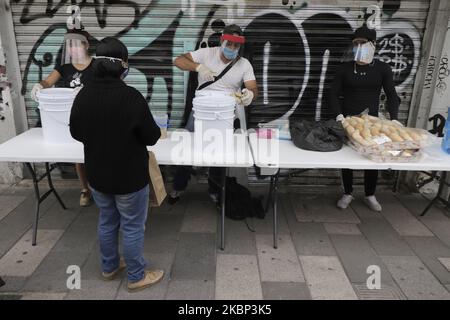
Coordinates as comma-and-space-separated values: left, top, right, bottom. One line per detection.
337, 194, 354, 209
364, 195, 382, 212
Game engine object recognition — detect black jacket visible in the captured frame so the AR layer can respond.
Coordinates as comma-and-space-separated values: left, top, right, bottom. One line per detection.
329, 60, 399, 120
70, 76, 161, 194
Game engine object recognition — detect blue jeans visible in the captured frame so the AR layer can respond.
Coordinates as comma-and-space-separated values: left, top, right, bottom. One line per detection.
90, 184, 149, 282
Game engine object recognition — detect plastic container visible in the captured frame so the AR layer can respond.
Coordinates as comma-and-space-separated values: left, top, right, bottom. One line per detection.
152, 111, 168, 139
37, 88, 77, 144
192, 92, 236, 141
441, 107, 450, 154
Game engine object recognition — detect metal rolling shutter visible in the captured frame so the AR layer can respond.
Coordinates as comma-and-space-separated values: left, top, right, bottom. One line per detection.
11, 0, 431, 186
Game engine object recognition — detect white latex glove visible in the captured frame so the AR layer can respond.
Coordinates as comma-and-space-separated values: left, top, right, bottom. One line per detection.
336, 114, 344, 122
73, 85, 83, 97
195, 64, 217, 82
392, 119, 404, 127
31, 83, 43, 102
240, 88, 254, 106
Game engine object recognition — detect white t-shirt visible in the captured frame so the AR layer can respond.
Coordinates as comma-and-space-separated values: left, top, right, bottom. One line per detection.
190, 47, 256, 95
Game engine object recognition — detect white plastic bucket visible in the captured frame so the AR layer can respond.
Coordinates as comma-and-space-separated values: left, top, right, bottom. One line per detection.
194, 113, 235, 139
192, 106, 235, 119
37, 88, 76, 144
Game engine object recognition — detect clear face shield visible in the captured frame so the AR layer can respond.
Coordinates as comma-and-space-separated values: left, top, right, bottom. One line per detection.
340, 39, 376, 64
220, 34, 245, 60
61, 33, 89, 66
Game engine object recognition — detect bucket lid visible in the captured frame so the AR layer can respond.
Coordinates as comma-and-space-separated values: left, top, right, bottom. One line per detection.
37, 88, 75, 101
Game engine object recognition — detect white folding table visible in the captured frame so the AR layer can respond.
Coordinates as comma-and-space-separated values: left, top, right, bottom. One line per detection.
0, 128, 254, 249
249, 132, 450, 249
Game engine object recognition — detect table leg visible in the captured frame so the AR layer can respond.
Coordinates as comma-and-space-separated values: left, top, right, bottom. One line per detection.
25, 163, 41, 246
272, 171, 280, 249
220, 168, 227, 251
421, 171, 449, 216
25, 162, 67, 246
45, 163, 66, 210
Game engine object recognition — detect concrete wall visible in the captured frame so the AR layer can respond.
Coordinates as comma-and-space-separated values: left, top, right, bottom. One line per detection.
0, 35, 23, 184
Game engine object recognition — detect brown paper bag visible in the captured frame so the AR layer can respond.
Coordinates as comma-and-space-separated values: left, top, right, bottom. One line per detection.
148, 151, 167, 207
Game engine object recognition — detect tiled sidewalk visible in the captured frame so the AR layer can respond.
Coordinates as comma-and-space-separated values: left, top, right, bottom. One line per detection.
0, 182, 450, 300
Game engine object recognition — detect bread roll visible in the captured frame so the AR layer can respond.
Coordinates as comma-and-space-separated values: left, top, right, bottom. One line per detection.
388, 132, 404, 142
370, 127, 381, 136
398, 129, 413, 141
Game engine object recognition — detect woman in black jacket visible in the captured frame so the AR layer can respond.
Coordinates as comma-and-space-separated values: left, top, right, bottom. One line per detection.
70, 37, 163, 292
330, 25, 400, 212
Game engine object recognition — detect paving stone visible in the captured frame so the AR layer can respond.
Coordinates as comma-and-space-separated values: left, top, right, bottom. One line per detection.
171, 233, 216, 281
417, 219, 450, 248
217, 218, 256, 255
299, 255, 358, 300
376, 193, 434, 237
22, 249, 91, 292
289, 194, 360, 224
165, 280, 215, 300
261, 282, 311, 300
358, 219, 415, 256
0, 192, 56, 257
37, 190, 82, 230
181, 200, 217, 233
21, 292, 67, 300
146, 213, 184, 237
330, 235, 397, 287
324, 223, 361, 235
215, 254, 263, 300
395, 193, 449, 221
290, 223, 336, 256
251, 202, 290, 235
0, 195, 26, 222
51, 212, 98, 253
65, 280, 121, 300
352, 283, 406, 300
144, 213, 184, 254
381, 255, 450, 300
404, 237, 450, 284
115, 253, 173, 300
0, 293, 23, 300
438, 258, 450, 272
350, 197, 385, 221
0, 229, 64, 276
0, 276, 28, 293
256, 234, 304, 283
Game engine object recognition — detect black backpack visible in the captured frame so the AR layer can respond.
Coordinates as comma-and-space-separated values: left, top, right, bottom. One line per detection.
219, 177, 265, 220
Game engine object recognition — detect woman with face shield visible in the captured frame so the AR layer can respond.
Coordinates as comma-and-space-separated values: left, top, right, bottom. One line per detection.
30, 28, 95, 207
329, 24, 400, 212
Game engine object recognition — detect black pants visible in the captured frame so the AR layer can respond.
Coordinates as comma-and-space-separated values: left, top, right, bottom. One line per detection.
342, 169, 378, 196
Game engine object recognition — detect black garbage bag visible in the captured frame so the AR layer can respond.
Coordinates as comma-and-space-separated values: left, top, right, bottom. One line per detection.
289, 119, 345, 152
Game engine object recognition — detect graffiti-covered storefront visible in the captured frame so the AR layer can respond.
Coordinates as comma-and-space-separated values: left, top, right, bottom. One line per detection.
10, 0, 431, 185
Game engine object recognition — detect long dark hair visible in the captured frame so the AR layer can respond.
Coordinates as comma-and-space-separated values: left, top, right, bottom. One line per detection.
92, 37, 128, 78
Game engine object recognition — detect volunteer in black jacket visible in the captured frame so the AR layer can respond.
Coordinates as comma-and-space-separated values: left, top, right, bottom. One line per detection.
70, 37, 163, 292
330, 24, 400, 212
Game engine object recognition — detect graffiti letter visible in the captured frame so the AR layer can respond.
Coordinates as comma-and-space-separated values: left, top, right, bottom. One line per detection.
66, 6, 81, 30
367, 5, 381, 30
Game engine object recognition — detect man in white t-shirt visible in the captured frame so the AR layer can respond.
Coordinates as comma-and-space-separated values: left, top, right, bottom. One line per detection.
169, 24, 258, 204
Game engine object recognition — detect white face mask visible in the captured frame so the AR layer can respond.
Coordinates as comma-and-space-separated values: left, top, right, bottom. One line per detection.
354, 42, 375, 64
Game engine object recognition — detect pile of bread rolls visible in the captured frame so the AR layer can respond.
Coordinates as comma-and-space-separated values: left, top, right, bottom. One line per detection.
342, 115, 427, 149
